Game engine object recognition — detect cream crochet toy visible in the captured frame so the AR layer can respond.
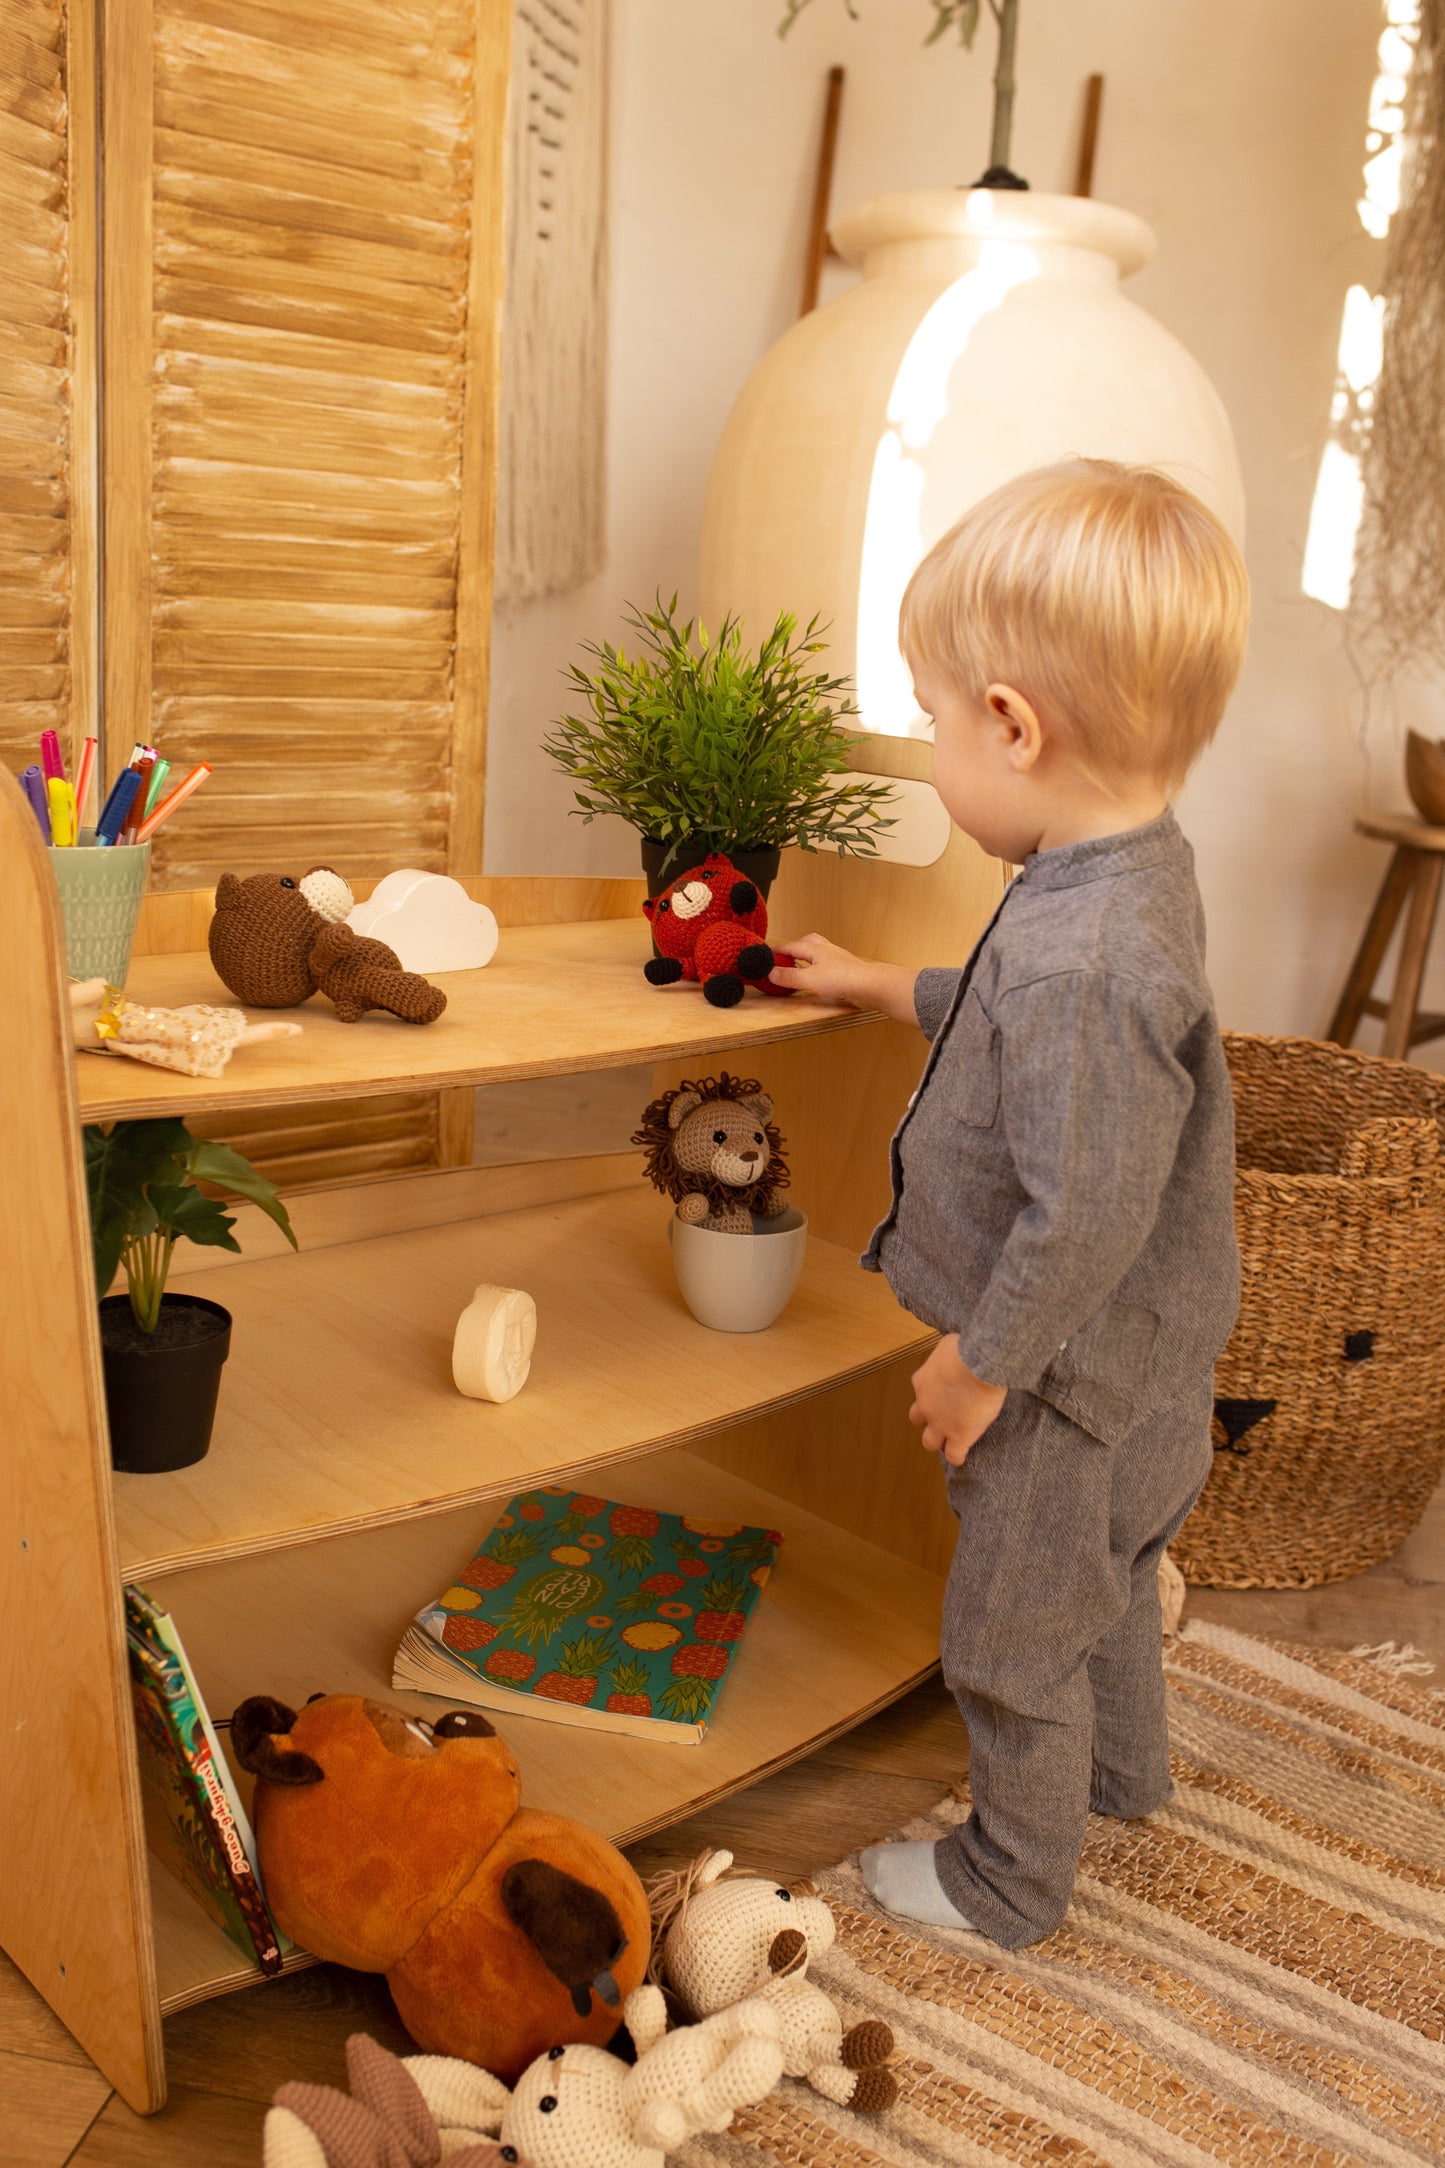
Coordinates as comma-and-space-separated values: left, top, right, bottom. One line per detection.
649, 1849, 897, 2114
264, 1989, 783, 2168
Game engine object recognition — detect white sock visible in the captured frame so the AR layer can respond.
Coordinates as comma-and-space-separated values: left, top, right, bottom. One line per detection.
859, 1840, 978, 1931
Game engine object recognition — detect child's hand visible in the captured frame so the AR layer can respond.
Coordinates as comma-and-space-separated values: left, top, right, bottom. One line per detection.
768, 932, 871, 1004
770, 936, 921, 1024
909, 1338, 1007, 1467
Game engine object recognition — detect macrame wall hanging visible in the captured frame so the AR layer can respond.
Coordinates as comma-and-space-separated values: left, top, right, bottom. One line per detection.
1348, 0, 1445, 678
494, 0, 611, 604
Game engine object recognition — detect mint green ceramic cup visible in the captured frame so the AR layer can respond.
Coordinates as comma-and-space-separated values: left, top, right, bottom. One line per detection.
49, 840, 152, 987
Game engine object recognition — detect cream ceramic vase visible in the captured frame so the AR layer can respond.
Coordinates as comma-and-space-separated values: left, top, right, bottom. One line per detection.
701, 190, 1245, 737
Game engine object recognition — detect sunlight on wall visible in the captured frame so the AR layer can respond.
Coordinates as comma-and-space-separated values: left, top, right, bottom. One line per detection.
855, 237, 1039, 735
1301, 0, 1420, 609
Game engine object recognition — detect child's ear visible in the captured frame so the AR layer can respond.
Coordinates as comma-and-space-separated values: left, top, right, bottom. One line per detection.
987, 683, 1044, 772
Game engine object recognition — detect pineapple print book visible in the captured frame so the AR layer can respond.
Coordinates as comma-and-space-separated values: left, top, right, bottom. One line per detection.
391, 1488, 782, 1743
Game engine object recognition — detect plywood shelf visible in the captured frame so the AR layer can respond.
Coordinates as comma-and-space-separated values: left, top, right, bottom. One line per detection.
76, 918, 876, 1122
151, 1862, 317, 2016
116, 1186, 933, 1580
144, 1450, 945, 2013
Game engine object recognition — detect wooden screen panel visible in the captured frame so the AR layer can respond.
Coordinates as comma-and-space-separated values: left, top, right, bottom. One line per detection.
185, 1090, 442, 1191
103, 0, 508, 889
0, 0, 97, 770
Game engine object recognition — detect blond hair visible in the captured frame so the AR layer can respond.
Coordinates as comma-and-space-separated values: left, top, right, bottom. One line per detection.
900, 460, 1249, 792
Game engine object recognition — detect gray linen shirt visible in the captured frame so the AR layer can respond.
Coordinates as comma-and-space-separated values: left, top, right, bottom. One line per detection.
862, 812, 1239, 1446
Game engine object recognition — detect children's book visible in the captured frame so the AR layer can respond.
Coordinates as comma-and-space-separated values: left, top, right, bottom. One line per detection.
125, 1585, 287, 1976
392, 1488, 782, 1744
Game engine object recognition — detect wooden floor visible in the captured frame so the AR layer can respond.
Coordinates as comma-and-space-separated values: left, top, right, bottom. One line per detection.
6, 1475, 1441, 2167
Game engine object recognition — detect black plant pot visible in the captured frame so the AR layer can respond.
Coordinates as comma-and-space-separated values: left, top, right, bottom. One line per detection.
639, 837, 782, 902
100, 1293, 232, 1474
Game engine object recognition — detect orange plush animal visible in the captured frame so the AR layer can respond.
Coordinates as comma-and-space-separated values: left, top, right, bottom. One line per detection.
231, 1693, 651, 2081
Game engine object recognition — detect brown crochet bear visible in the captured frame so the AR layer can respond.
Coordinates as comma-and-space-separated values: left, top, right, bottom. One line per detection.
632, 1073, 789, 1234
209, 868, 447, 1024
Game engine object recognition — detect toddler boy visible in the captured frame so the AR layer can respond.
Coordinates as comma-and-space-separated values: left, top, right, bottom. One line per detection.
772, 460, 1250, 1948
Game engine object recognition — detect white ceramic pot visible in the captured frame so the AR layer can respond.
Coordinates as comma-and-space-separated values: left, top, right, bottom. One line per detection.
701, 189, 1244, 737
668, 1206, 808, 1333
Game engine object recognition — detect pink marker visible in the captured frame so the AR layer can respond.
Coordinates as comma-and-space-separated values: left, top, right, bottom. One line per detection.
134, 763, 211, 846
40, 730, 65, 784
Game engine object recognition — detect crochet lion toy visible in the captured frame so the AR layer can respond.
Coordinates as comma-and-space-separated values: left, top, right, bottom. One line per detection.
209, 868, 446, 1024
632, 1074, 790, 1234
231, 1693, 651, 2082
264, 1991, 784, 2168
647, 1850, 897, 2115
641, 852, 794, 1007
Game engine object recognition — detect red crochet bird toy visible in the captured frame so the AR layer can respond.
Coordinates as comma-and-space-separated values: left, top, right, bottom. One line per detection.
642, 853, 795, 1008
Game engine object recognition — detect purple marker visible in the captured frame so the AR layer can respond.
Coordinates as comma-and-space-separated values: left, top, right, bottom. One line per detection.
19, 765, 51, 842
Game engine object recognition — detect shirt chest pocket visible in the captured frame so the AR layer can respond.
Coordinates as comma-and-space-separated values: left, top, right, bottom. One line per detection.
935, 989, 1001, 1129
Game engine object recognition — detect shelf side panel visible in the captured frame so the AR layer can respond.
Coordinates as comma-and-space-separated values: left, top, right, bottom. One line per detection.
0, 766, 165, 2110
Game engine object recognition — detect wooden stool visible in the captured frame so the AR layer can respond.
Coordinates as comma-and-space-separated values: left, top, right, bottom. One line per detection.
1327, 814, 1445, 1059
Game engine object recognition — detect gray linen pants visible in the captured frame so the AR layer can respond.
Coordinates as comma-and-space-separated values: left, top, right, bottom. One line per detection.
933, 1382, 1214, 1947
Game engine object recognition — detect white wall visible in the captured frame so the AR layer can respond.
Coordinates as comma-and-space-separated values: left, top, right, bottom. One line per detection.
486, 0, 1411, 1044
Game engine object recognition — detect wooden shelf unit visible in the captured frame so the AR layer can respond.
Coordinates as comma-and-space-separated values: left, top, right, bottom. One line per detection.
0, 754, 1003, 2113
148, 1447, 947, 2015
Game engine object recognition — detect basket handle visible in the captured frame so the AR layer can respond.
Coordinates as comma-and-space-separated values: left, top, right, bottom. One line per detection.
1340, 1116, 1441, 1181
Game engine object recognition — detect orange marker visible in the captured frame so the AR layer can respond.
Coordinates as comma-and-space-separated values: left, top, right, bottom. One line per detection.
134, 763, 211, 846
73, 736, 97, 831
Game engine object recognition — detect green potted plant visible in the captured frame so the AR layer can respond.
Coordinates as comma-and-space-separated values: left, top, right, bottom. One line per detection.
543, 596, 895, 897
85, 1117, 296, 1474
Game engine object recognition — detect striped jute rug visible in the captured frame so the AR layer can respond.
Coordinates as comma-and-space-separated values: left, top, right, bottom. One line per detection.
680, 1622, 1445, 2168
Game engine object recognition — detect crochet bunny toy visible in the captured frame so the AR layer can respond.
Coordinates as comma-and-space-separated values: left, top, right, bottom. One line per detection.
264, 1989, 784, 2168
649, 1850, 896, 2114
264, 2033, 519, 2168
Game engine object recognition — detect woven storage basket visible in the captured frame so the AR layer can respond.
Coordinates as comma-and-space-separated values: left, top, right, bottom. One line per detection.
1174, 1032, 1445, 1589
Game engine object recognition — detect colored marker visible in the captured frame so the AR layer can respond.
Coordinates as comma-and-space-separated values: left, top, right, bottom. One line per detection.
73, 736, 98, 830
143, 756, 170, 818
95, 767, 142, 846
122, 755, 154, 841
19, 765, 50, 842
40, 730, 65, 784
47, 776, 76, 846
135, 763, 211, 846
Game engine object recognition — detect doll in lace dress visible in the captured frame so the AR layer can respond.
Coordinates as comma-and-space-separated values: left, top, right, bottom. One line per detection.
69, 977, 302, 1080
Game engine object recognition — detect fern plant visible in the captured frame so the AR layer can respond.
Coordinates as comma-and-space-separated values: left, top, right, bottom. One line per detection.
543, 597, 894, 870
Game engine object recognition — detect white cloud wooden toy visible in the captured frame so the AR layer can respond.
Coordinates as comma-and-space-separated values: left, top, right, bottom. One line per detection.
347, 870, 499, 973
648, 1849, 897, 2114
452, 1284, 538, 1402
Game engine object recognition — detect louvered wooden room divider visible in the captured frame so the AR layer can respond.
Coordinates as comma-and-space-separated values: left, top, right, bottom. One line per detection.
97, 0, 513, 1185
0, 0, 97, 773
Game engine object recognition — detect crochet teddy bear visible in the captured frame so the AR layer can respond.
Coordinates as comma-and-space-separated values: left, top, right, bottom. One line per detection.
231, 1693, 651, 2081
264, 2032, 521, 2168
265, 1990, 784, 2168
632, 1074, 790, 1234
208, 868, 447, 1024
641, 853, 794, 1008
647, 1850, 897, 2114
